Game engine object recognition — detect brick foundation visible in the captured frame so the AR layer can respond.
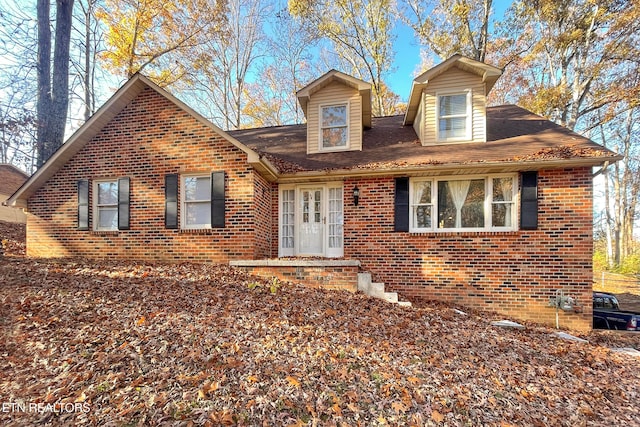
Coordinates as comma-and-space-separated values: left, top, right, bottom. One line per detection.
230, 260, 360, 292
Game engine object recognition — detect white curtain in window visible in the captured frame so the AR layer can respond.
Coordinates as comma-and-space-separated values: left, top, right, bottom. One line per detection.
501, 179, 513, 227
449, 180, 470, 228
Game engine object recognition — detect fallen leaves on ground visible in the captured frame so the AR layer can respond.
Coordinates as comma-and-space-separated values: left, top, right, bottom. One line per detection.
1, 257, 639, 426
0, 220, 25, 257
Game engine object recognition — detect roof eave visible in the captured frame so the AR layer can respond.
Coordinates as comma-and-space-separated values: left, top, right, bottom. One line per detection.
273, 155, 622, 183
403, 82, 427, 125
246, 151, 279, 182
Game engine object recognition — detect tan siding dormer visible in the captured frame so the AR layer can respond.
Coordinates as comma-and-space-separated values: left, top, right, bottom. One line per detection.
421, 68, 487, 145
306, 82, 362, 154
404, 55, 502, 147
297, 70, 371, 155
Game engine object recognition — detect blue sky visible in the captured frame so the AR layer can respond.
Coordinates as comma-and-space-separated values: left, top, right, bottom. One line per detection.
387, 23, 422, 100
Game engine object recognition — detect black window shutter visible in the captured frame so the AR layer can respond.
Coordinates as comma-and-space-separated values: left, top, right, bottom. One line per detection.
118, 177, 130, 230
394, 177, 409, 232
211, 171, 225, 228
77, 179, 89, 231
520, 171, 538, 230
165, 174, 179, 229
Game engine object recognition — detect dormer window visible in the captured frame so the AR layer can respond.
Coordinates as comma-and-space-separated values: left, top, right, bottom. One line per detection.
437, 91, 471, 141
320, 103, 349, 151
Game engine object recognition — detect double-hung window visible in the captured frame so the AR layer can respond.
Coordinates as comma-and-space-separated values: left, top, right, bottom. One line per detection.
437, 91, 471, 141
410, 174, 516, 232
320, 104, 349, 150
182, 175, 211, 229
165, 172, 224, 230
82, 178, 129, 231
94, 180, 119, 231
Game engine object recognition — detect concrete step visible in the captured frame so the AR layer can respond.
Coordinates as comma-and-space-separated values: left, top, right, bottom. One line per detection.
357, 272, 372, 293
357, 271, 411, 307
368, 282, 386, 297
383, 292, 398, 303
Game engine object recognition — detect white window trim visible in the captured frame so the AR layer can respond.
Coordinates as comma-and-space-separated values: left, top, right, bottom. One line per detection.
93, 179, 118, 231
409, 174, 517, 233
319, 102, 350, 152
436, 90, 472, 142
180, 174, 211, 230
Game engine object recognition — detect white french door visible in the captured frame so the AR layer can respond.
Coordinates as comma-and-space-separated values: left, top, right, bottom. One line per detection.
299, 187, 324, 255
279, 184, 343, 258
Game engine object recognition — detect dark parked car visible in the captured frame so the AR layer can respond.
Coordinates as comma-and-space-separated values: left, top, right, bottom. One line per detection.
593, 292, 640, 331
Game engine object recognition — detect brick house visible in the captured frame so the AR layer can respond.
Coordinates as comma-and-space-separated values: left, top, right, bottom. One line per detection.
7, 55, 620, 330
0, 163, 28, 223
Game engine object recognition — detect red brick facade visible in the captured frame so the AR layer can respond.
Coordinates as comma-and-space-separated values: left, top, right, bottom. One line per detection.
343, 168, 594, 330
26, 87, 269, 262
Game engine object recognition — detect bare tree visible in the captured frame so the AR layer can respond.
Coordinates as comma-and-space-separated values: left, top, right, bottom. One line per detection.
186, 0, 268, 130
71, 0, 101, 121
599, 106, 640, 266
242, 9, 320, 127
0, 0, 39, 172
289, 0, 398, 117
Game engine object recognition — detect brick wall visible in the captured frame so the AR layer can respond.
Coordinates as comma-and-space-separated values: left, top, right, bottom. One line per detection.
232, 261, 360, 292
343, 168, 594, 331
253, 174, 275, 259
26, 87, 261, 263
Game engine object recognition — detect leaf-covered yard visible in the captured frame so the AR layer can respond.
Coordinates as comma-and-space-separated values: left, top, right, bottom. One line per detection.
1, 257, 639, 426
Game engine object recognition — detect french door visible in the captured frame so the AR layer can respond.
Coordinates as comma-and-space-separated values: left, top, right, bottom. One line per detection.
279, 184, 343, 258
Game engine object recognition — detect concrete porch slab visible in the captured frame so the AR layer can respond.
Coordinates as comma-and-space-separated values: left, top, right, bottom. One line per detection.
230, 259, 361, 268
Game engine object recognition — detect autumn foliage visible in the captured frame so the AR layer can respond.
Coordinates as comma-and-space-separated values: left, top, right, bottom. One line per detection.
1, 255, 639, 426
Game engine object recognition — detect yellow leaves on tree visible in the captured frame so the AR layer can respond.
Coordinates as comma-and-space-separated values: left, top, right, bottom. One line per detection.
96, 0, 226, 83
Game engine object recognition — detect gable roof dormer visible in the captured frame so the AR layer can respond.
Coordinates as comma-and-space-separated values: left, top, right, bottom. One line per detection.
404, 55, 502, 146
297, 70, 372, 154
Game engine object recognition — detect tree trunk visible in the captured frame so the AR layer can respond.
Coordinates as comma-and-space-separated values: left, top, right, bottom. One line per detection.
50, 0, 74, 149
36, 0, 52, 168
603, 166, 614, 268
84, 0, 94, 121
36, 0, 74, 168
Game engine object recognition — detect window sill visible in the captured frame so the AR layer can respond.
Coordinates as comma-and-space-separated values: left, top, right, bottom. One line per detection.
91, 230, 119, 236
179, 228, 214, 234
409, 230, 519, 237
318, 146, 352, 153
